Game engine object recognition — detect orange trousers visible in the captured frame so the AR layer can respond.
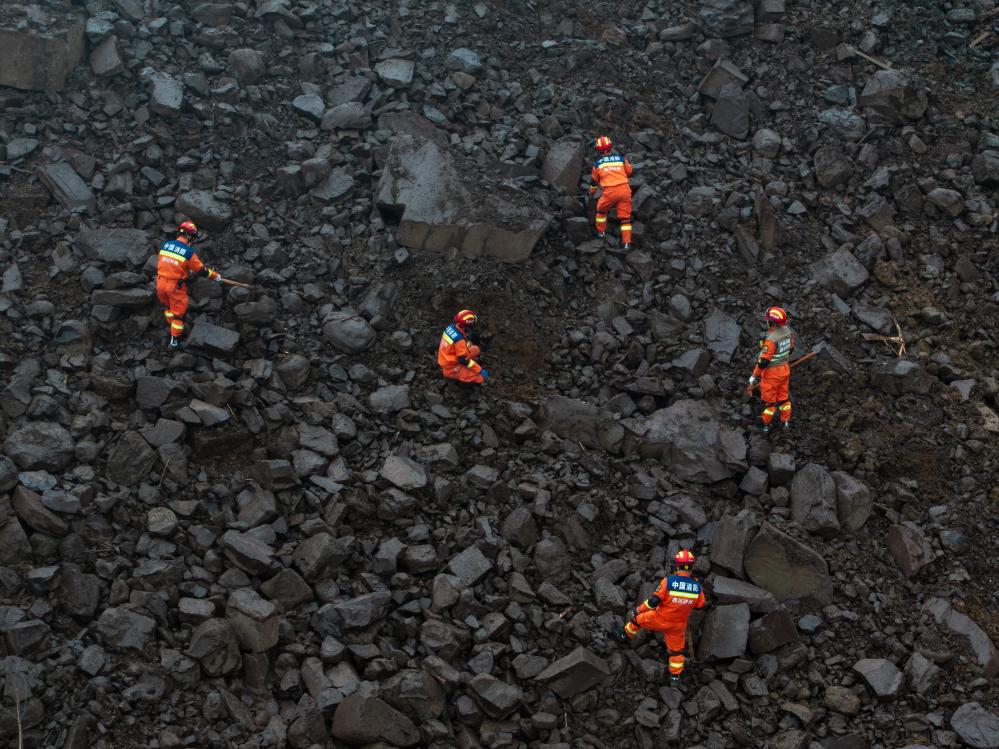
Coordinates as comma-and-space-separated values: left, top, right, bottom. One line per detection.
441, 365, 485, 384
156, 277, 189, 339
760, 365, 791, 424
623, 618, 688, 677
595, 185, 633, 244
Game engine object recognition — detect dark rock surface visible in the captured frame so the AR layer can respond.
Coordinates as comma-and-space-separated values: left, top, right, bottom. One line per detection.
1, 1, 997, 747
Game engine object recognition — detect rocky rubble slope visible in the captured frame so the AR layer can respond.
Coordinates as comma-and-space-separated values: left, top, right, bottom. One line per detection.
1, 0, 999, 747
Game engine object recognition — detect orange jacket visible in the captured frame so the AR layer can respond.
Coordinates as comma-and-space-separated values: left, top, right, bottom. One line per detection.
589, 152, 633, 193
752, 326, 794, 379
156, 237, 218, 283
634, 572, 705, 630
438, 323, 481, 373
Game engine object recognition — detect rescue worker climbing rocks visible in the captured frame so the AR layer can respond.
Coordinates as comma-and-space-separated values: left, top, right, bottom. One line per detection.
438, 309, 489, 384
155, 221, 221, 348
746, 306, 795, 432
617, 549, 705, 681
588, 136, 634, 249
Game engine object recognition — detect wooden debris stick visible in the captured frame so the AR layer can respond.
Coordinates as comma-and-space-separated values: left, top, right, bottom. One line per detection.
969, 31, 991, 48
849, 45, 893, 70
861, 319, 907, 357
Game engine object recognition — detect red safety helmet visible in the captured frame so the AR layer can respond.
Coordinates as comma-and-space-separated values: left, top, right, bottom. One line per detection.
177, 221, 199, 241
766, 306, 788, 326
674, 549, 696, 568
595, 135, 613, 152
454, 309, 477, 327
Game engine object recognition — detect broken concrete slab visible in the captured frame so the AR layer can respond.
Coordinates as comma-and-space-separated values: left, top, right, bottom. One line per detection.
376, 134, 551, 263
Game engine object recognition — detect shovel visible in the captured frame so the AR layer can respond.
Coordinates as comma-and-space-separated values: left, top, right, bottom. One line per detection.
220, 277, 251, 289
741, 338, 854, 397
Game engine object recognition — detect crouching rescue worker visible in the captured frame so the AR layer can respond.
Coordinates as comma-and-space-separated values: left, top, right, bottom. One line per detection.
588, 135, 634, 249
747, 306, 795, 432
617, 549, 705, 681
438, 309, 489, 384
156, 221, 221, 348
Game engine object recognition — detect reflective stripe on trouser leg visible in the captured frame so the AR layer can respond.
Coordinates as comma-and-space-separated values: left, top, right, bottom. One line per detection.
624, 621, 640, 638
761, 406, 776, 424
779, 401, 792, 423
170, 319, 185, 338
667, 651, 685, 676
620, 223, 632, 243
595, 213, 608, 231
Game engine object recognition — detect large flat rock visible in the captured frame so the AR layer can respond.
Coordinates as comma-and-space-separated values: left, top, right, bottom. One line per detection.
743, 522, 833, 606
0, 20, 85, 91
627, 399, 747, 483
331, 693, 419, 747
39, 162, 95, 212
534, 396, 624, 453
535, 646, 610, 697
376, 134, 551, 263
76, 229, 150, 267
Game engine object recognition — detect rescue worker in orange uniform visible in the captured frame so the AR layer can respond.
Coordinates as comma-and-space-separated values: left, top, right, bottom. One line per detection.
747, 306, 795, 432
617, 549, 705, 681
438, 309, 489, 384
588, 136, 634, 249
155, 221, 220, 348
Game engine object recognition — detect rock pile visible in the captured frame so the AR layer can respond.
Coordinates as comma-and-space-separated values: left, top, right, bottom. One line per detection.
1, 0, 997, 746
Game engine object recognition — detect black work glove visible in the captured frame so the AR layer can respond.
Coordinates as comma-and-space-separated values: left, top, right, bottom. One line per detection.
469, 331, 492, 349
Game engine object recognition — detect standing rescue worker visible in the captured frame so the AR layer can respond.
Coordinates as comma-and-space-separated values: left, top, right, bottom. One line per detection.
155, 221, 220, 348
588, 136, 634, 249
617, 549, 705, 681
747, 306, 795, 432
438, 309, 489, 384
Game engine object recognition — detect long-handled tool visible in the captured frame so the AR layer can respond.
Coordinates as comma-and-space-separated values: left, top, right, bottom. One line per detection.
220, 277, 251, 289
743, 350, 818, 397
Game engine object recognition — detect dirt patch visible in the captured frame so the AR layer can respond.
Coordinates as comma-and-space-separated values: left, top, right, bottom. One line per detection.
437, 286, 550, 402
